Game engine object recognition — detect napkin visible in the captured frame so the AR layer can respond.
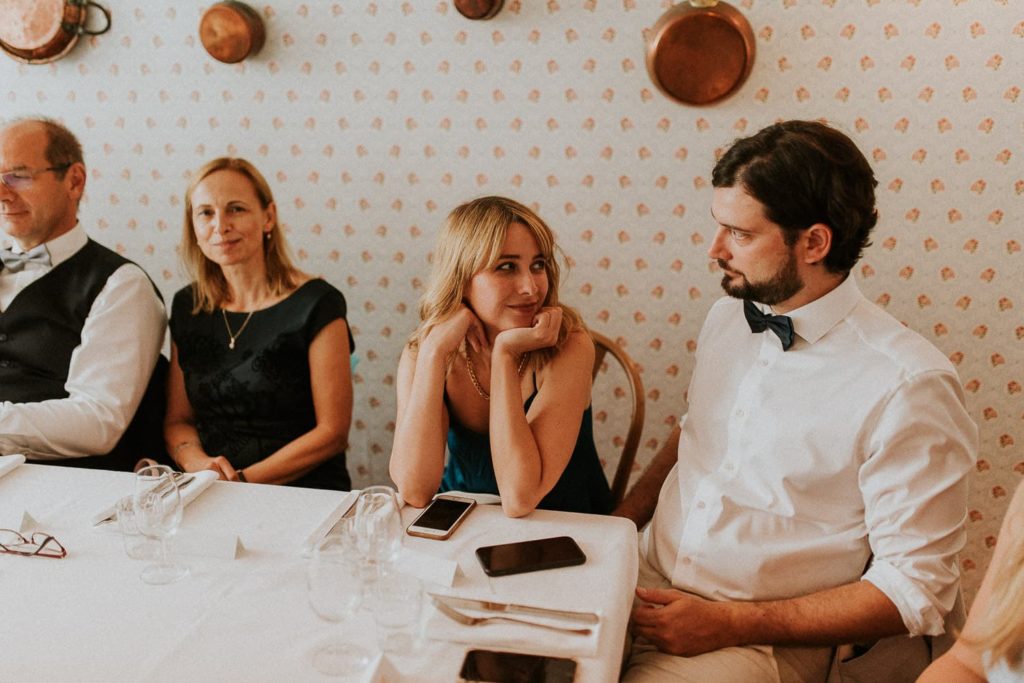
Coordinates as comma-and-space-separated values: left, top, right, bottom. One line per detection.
399, 546, 459, 586
0, 453, 26, 479
425, 600, 601, 657
301, 489, 358, 554
441, 490, 502, 506
91, 470, 219, 526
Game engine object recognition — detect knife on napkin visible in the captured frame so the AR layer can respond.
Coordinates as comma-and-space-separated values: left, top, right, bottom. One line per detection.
92, 471, 216, 526
428, 593, 599, 625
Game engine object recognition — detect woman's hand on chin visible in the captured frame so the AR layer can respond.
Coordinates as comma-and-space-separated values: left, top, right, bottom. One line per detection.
495, 306, 562, 356
423, 305, 487, 358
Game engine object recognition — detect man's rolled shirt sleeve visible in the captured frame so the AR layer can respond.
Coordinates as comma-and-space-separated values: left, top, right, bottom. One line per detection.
859, 369, 977, 636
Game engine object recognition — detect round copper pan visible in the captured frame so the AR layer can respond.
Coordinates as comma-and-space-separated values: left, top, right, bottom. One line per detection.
0, 0, 111, 65
454, 0, 504, 21
646, 0, 755, 106
199, 1, 265, 64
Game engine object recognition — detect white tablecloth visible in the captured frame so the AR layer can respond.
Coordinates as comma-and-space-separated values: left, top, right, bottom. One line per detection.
1, 464, 638, 682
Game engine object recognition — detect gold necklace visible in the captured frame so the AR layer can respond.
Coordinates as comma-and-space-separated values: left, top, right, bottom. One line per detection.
221, 309, 255, 350
465, 350, 528, 401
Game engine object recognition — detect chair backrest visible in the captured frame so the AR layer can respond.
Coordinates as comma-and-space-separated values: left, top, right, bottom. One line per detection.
590, 331, 645, 507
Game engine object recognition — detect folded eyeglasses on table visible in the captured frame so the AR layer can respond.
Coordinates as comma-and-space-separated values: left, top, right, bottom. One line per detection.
0, 528, 67, 559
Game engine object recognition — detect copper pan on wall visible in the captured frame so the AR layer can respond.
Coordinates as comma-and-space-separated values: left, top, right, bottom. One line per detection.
646, 0, 755, 106
0, 0, 111, 65
199, 1, 265, 64
454, 0, 504, 21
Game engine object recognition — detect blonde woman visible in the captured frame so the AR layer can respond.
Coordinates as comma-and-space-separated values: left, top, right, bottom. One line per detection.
165, 158, 354, 490
389, 196, 612, 517
919, 478, 1024, 682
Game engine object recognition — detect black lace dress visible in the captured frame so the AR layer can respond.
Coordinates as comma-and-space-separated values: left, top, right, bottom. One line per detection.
170, 279, 355, 490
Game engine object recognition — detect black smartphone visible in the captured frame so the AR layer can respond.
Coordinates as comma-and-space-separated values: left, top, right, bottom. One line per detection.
475, 536, 586, 577
458, 649, 577, 683
406, 494, 476, 540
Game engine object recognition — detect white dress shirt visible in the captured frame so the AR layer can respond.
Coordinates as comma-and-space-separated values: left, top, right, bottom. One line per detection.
0, 224, 166, 459
644, 275, 978, 637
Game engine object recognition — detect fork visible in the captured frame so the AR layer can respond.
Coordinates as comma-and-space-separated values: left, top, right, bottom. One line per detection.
431, 597, 593, 636
149, 471, 193, 497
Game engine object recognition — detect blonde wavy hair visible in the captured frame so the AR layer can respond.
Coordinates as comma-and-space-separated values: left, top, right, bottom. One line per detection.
181, 157, 299, 313
410, 196, 585, 369
966, 484, 1024, 669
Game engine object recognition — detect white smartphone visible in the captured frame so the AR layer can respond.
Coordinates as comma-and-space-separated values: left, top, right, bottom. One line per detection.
406, 494, 477, 540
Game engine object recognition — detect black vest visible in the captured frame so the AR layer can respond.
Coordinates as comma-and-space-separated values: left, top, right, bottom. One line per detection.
0, 239, 168, 470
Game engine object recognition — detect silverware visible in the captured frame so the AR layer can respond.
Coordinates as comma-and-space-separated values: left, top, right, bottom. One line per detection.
431, 596, 593, 636
326, 498, 357, 535
94, 472, 194, 526
428, 593, 599, 625
169, 474, 195, 497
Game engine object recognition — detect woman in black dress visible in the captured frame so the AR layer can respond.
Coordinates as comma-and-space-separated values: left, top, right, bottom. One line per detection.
165, 158, 354, 490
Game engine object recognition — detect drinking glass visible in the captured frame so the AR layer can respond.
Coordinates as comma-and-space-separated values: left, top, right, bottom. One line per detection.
116, 496, 155, 560
133, 465, 188, 584
370, 572, 422, 655
354, 485, 403, 580
307, 524, 370, 676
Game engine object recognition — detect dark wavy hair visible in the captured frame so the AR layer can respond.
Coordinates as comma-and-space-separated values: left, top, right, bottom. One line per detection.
712, 120, 877, 275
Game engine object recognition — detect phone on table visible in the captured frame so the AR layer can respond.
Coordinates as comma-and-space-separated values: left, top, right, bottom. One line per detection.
475, 536, 586, 577
406, 494, 476, 540
458, 649, 577, 683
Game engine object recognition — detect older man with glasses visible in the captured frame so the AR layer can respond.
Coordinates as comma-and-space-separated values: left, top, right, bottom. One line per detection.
0, 117, 166, 469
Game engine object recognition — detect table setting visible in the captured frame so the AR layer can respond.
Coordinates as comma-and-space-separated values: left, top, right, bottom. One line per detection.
1, 463, 638, 682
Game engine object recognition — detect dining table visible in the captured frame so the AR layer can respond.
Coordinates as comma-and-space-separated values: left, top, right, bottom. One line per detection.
0, 462, 639, 682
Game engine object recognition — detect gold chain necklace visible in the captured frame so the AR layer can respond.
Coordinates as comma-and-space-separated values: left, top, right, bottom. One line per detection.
221, 309, 255, 350
465, 350, 528, 401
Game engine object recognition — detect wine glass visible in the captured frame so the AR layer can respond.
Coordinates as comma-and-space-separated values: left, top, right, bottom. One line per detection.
370, 572, 423, 655
133, 465, 188, 585
307, 522, 371, 676
353, 485, 403, 580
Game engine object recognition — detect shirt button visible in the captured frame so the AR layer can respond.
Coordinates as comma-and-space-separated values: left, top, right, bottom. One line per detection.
760, 359, 769, 367
681, 556, 692, 565
735, 409, 745, 417
724, 463, 735, 472
696, 501, 706, 509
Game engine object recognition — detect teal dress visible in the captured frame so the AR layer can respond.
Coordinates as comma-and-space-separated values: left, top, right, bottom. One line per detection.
440, 382, 613, 514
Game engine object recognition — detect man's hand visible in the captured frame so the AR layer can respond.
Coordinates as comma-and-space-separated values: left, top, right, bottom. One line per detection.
630, 586, 743, 657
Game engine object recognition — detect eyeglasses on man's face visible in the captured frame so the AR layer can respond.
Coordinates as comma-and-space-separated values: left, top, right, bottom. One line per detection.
0, 528, 67, 559
0, 164, 71, 192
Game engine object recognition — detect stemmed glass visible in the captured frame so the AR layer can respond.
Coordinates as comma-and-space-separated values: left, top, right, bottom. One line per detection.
353, 485, 403, 581
306, 521, 371, 676
133, 465, 188, 585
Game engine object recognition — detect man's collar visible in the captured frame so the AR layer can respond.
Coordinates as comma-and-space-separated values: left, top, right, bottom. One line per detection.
780, 275, 863, 345
3, 222, 87, 269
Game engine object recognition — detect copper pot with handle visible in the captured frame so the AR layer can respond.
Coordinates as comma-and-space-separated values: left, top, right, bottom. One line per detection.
646, 0, 756, 106
0, 0, 111, 65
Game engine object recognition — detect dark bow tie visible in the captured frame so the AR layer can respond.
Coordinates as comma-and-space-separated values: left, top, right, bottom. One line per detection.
743, 299, 795, 351
0, 245, 51, 273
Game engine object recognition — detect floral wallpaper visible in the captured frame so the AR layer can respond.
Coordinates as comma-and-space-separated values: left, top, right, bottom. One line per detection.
1, 0, 1020, 600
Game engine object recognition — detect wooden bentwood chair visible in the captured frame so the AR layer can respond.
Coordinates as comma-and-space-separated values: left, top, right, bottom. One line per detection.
590, 331, 646, 507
